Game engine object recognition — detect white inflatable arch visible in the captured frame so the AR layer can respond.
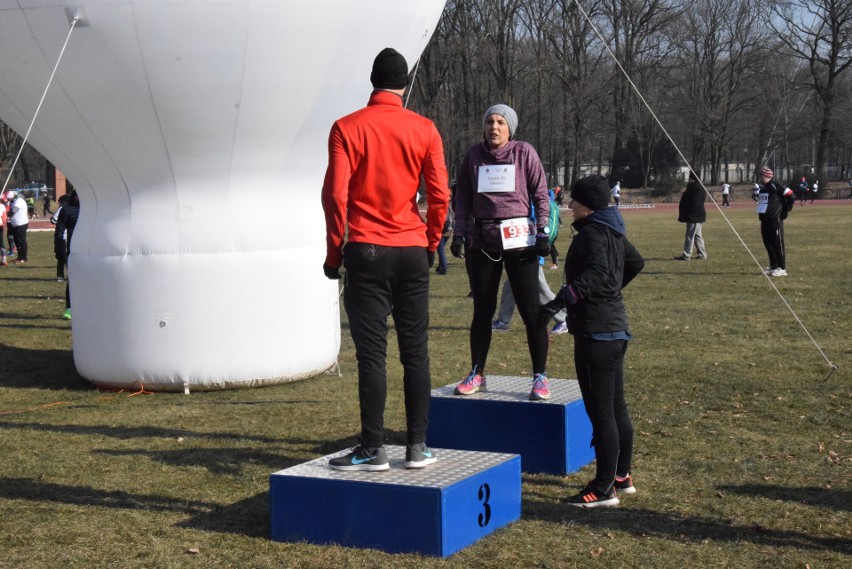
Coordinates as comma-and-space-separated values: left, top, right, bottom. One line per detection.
0, 1, 446, 391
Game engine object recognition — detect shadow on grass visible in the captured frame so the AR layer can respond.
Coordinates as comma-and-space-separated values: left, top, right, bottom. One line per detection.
429, 293, 474, 300
176, 491, 270, 539
429, 324, 471, 332
717, 483, 851, 512
93, 446, 307, 476
639, 270, 757, 276
520, 473, 575, 489
6, 432, 436, 539
0, 417, 364, 475
0, 421, 288, 444
0, 311, 65, 320
88, 432, 376, 476
523, 498, 852, 554
0, 278, 62, 286
0, 343, 88, 390
0, 322, 69, 331
0, 477, 217, 515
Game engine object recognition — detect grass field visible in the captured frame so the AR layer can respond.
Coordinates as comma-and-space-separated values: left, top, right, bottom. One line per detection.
0, 203, 850, 568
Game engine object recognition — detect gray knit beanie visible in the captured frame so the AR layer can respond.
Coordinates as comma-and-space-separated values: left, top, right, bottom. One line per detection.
483, 104, 518, 137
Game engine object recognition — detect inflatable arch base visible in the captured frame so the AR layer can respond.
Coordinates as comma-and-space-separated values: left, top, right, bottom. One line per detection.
69, 248, 341, 392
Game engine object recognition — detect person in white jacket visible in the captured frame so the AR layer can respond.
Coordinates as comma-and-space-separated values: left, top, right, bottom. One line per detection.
3, 191, 28, 263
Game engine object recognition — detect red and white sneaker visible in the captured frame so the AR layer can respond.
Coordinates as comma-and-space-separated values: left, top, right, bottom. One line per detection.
564, 485, 620, 508
614, 474, 636, 495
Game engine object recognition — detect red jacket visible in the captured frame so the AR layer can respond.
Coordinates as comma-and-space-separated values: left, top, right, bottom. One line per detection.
321, 90, 449, 268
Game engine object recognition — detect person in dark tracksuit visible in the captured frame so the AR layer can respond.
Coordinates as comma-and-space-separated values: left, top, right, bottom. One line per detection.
757, 166, 794, 277
539, 175, 644, 508
52, 194, 69, 281
56, 191, 80, 320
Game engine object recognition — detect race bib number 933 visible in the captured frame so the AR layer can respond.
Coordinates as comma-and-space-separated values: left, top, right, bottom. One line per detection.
500, 217, 535, 250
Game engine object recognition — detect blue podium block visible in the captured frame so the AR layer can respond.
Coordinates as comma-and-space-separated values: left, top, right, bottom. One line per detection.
269, 446, 521, 557
427, 376, 594, 475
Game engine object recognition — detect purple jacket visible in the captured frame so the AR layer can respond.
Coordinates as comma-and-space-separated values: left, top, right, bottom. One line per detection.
453, 140, 549, 251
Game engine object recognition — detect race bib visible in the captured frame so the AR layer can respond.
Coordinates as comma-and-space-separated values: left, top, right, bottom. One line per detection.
499, 217, 535, 250
756, 193, 768, 214
478, 165, 516, 193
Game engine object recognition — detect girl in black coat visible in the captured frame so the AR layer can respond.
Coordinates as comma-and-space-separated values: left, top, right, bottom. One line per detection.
539, 174, 644, 507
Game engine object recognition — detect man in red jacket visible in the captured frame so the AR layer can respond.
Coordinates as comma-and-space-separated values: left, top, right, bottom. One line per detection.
322, 47, 450, 472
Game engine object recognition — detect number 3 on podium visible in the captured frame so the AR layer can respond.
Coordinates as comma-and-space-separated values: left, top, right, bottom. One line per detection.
478, 483, 491, 527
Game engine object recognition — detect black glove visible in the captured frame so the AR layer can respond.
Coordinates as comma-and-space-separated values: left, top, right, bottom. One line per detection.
537, 298, 566, 327
427, 249, 435, 268
450, 236, 465, 258
535, 234, 551, 257
323, 263, 342, 280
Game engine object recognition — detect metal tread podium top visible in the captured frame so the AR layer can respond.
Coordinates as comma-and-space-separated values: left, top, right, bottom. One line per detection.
272, 446, 518, 489
432, 375, 582, 405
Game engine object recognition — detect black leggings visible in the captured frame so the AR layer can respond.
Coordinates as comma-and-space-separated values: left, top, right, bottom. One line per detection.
574, 336, 633, 493
468, 247, 548, 375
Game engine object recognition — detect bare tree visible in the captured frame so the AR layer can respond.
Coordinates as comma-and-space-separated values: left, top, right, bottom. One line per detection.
0, 121, 22, 185
469, 0, 526, 103
517, 0, 554, 165
672, 0, 771, 184
415, 0, 492, 175
601, 0, 681, 186
539, 0, 608, 185
773, 0, 852, 180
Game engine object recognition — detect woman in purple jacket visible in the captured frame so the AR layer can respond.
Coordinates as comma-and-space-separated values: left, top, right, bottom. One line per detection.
450, 104, 552, 400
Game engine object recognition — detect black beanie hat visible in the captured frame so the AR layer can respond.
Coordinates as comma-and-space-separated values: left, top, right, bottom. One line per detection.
370, 48, 409, 89
570, 175, 611, 211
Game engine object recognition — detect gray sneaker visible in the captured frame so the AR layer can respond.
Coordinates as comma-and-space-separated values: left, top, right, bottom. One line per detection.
329, 445, 389, 471
405, 442, 437, 469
